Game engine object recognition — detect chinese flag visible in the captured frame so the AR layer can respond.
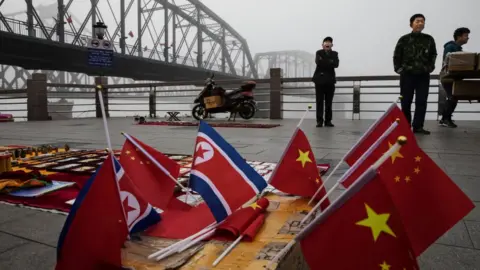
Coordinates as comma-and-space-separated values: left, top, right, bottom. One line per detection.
342, 118, 474, 256
269, 128, 330, 210
120, 135, 180, 209
300, 169, 418, 269
376, 134, 474, 256
344, 103, 404, 166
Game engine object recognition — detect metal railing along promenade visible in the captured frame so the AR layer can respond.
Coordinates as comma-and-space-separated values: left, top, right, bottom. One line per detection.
1, 73, 479, 122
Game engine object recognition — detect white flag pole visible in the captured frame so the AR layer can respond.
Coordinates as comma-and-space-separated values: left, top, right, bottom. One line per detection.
306, 98, 400, 206
121, 132, 200, 203
265, 136, 407, 270
212, 235, 244, 267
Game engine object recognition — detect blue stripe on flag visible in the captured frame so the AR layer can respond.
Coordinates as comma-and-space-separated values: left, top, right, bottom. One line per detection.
198, 121, 267, 193
189, 173, 229, 222
130, 208, 161, 234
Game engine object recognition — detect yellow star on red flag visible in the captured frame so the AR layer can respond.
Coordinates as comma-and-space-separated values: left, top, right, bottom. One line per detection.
296, 149, 312, 168
356, 203, 396, 242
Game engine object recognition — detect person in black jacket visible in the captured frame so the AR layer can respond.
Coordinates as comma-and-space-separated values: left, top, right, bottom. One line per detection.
393, 14, 437, 135
312, 37, 339, 127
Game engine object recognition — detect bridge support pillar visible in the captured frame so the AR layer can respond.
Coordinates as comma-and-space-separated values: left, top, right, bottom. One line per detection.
95, 77, 109, 118
269, 68, 282, 119
26, 73, 49, 121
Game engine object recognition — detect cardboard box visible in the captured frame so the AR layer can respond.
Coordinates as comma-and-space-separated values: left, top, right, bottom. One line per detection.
453, 80, 480, 100
204, 95, 223, 109
447, 52, 477, 71
122, 193, 313, 270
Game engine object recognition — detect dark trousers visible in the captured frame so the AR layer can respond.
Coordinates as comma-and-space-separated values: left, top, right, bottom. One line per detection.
315, 83, 335, 124
399, 73, 430, 129
441, 82, 458, 120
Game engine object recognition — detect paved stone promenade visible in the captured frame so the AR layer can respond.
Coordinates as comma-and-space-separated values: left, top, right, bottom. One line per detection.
0, 118, 479, 269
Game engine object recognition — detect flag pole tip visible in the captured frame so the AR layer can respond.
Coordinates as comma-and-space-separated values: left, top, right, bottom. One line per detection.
398, 95, 403, 100
397, 136, 407, 145
105, 148, 109, 152
395, 118, 400, 123
96, 84, 102, 90
121, 131, 125, 135
307, 104, 312, 109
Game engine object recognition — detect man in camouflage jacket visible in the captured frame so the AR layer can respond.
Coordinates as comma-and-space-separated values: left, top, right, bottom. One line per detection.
393, 13, 437, 135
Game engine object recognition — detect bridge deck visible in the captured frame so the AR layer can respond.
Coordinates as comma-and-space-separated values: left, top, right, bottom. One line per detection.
0, 118, 479, 269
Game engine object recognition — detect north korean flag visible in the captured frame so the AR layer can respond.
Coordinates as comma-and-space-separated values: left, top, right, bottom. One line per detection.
189, 121, 267, 223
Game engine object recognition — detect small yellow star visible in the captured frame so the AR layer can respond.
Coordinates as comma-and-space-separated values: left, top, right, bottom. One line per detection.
140, 161, 144, 165
356, 203, 396, 242
414, 167, 420, 174
387, 142, 404, 164
136, 148, 140, 151
296, 150, 312, 168
146, 161, 151, 165
379, 261, 391, 270
394, 176, 401, 182
405, 176, 411, 183
414, 156, 421, 162
130, 156, 135, 160
125, 150, 131, 155
249, 202, 262, 210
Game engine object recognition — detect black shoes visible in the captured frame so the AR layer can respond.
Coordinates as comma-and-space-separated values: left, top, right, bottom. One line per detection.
413, 128, 431, 135
439, 119, 458, 128
316, 122, 334, 128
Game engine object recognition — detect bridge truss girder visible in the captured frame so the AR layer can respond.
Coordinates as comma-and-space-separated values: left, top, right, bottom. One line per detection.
0, 0, 258, 78
249, 50, 315, 79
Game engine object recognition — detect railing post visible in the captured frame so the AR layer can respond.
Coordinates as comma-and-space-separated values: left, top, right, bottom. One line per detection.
26, 73, 49, 121
269, 68, 282, 119
149, 85, 157, 118
352, 82, 361, 120
95, 76, 109, 118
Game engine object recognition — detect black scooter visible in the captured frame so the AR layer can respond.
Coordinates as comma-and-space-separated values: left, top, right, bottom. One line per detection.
191, 73, 258, 121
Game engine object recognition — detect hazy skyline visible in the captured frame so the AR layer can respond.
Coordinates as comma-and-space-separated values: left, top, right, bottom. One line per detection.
1, 0, 479, 76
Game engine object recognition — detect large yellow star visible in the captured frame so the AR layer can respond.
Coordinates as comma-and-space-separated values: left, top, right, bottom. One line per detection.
296, 149, 312, 168
387, 142, 404, 164
379, 261, 391, 270
356, 203, 397, 242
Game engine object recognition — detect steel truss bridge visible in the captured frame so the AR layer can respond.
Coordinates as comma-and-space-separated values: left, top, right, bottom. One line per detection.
0, 0, 314, 91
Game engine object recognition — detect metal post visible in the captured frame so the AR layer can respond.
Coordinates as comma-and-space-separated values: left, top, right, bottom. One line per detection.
91, 0, 97, 38
57, 0, 65, 43
242, 50, 246, 77
196, 7, 203, 68
120, 0, 126, 54
221, 28, 226, 73
269, 68, 283, 119
172, 14, 176, 63
352, 82, 361, 120
26, 0, 34, 37
137, 0, 142, 57
164, 6, 169, 63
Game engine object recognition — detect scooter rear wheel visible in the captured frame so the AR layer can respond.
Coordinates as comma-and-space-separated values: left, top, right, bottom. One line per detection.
192, 104, 207, 120
238, 102, 256, 120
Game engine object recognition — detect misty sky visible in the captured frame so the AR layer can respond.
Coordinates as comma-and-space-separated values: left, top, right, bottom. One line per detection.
2, 0, 479, 76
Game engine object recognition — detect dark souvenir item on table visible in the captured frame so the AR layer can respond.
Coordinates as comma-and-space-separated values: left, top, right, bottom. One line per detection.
64, 144, 70, 152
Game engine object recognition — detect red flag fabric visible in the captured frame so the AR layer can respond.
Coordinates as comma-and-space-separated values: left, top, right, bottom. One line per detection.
242, 213, 266, 242
269, 128, 330, 210
213, 197, 269, 241
300, 169, 418, 270
55, 159, 128, 270
344, 103, 404, 166
341, 119, 474, 256
120, 135, 180, 209
146, 202, 215, 239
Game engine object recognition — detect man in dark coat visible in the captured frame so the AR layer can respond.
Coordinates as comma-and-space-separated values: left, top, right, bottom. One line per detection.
312, 36, 339, 127
393, 14, 437, 135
